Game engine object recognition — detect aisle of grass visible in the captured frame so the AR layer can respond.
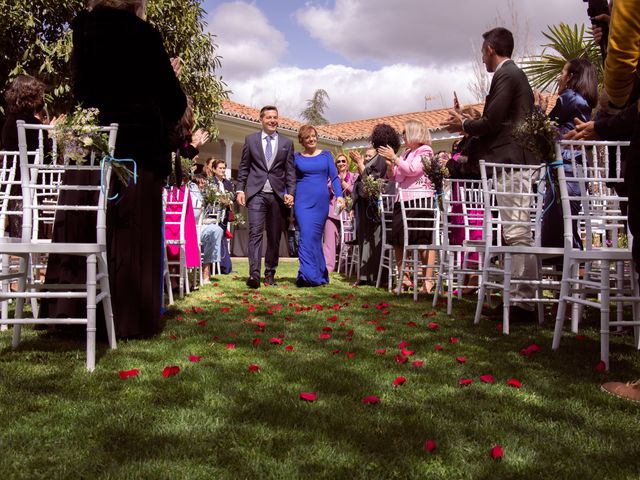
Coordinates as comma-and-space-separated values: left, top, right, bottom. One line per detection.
1, 259, 640, 479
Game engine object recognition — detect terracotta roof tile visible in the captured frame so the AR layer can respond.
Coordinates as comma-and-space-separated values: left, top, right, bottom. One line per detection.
218, 99, 340, 141
220, 93, 558, 143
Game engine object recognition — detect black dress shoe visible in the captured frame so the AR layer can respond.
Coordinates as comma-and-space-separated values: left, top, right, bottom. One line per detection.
508, 306, 536, 323
264, 276, 277, 286
246, 276, 260, 289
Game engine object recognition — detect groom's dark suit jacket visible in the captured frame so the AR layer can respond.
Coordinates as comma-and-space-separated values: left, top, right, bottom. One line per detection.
236, 131, 296, 201
465, 59, 537, 165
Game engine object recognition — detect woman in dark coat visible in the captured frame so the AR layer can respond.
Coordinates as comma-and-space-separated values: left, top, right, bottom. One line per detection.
350, 124, 400, 286
44, 0, 186, 338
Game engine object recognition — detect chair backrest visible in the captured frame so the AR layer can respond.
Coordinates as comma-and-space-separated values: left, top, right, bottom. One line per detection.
441, 179, 486, 248
164, 185, 190, 243
380, 193, 395, 247
398, 188, 440, 247
16, 121, 118, 246
0, 151, 21, 237
339, 209, 356, 244
479, 161, 545, 247
556, 140, 629, 251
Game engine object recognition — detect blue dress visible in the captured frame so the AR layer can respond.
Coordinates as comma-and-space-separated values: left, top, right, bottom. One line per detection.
294, 150, 343, 286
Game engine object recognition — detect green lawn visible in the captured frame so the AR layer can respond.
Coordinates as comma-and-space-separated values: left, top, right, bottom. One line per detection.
1, 259, 639, 479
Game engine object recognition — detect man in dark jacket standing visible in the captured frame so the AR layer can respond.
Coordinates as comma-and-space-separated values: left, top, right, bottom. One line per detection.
236, 106, 295, 288
444, 27, 537, 321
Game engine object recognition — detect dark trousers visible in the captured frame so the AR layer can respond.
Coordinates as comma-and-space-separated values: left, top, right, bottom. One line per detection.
247, 191, 286, 279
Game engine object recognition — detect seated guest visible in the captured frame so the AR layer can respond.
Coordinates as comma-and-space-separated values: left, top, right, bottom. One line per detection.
191, 173, 224, 283
210, 158, 235, 274
378, 120, 436, 293
1, 75, 48, 237
538, 58, 598, 248
323, 152, 357, 272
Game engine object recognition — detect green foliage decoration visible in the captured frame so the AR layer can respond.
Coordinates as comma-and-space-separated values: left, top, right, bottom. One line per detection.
0, 0, 227, 133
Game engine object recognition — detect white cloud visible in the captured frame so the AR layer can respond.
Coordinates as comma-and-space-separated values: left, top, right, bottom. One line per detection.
208, 1, 287, 79
295, 0, 588, 65
228, 63, 478, 123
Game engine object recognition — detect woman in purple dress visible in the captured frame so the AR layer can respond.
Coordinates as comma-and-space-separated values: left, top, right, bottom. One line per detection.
294, 125, 344, 286
323, 152, 356, 272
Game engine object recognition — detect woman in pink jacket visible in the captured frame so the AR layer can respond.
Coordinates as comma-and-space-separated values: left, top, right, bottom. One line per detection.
379, 120, 435, 294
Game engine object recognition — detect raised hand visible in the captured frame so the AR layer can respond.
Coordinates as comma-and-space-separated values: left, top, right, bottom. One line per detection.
191, 128, 210, 148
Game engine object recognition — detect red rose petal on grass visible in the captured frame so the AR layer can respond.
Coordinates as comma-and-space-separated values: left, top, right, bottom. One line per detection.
189, 355, 202, 363
362, 303, 369, 308
456, 356, 467, 364
226, 344, 236, 350
285, 316, 293, 322
270, 338, 283, 344
395, 354, 409, 364
314, 304, 324, 311
346, 352, 356, 359
162, 366, 180, 378
255, 321, 266, 327
299, 392, 316, 402
332, 349, 342, 355
176, 316, 184, 322
362, 395, 380, 404
213, 282, 219, 286
459, 378, 473, 386
248, 363, 261, 373
576, 335, 587, 341
480, 374, 495, 384
490, 444, 504, 459
496, 322, 503, 331
427, 322, 439, 330
375, 348, 387, 355
168, 335, 177, 340
327, 315, 338, 322
331, 294, 341, 299
197, 320, 207, 327
450, 337, 459, 344
118, 368, 139, 379
435, 344, 443, 351
424, 439, 437, 453
595, 361, 606, 372
423, 310, 437, 317
506, 378, 522, 388
285, 345, 294, 351
397, 340, 408, 349
375, 326, 386, 331
248, 305, 255, 313
401, 348, 415, 357
393, 376, 407, 387
278, 332, 286, 338
319, 333, 331, 340
407, 321, 418, 328
252, 338, 261, 347
382, 310, 390, 315
221, 307, 230, 313
322, 326, 333, 332
412, 360, 424, 368
520, 343, 541, 357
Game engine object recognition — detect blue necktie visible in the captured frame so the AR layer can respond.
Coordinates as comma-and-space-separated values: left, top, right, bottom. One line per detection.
265, 134, 273, 163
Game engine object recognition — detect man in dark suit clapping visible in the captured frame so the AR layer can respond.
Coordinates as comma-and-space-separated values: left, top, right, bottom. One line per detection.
444, 27, 538, 321
236, 105, 296, 288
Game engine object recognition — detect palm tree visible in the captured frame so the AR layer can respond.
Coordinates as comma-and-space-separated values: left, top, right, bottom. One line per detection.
300, 89, 330, 125
522, 23, 601, 92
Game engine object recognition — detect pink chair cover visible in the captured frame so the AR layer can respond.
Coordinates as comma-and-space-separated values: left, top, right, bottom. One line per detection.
165, 185, 201, 267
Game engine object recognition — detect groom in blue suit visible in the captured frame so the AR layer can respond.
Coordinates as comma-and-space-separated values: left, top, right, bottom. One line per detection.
236, 105, 296, 288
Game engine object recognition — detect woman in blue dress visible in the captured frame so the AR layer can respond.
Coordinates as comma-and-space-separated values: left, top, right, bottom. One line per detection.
294, 125, 344, 286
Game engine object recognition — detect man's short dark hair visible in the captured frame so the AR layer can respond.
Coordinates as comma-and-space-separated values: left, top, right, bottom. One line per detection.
482, 27, 514, 58
259, 105, 278, 118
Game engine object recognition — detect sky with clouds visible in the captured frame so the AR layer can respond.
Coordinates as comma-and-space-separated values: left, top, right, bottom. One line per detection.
203, 0, 590, 123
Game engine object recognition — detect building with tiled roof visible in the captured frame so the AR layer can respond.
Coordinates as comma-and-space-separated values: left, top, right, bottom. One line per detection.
202, 94, 557, 178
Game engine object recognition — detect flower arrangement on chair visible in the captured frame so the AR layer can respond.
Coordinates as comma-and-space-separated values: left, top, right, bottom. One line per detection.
51, 105, 134, 186
422, 154, 449, 211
